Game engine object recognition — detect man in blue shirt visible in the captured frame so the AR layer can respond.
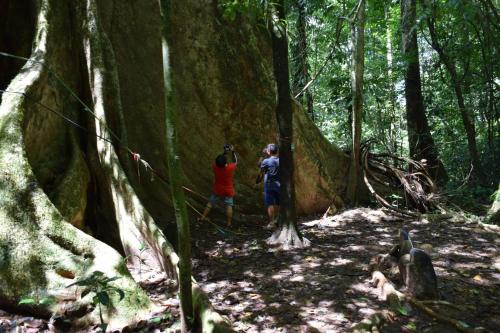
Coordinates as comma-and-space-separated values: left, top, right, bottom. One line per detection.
258, 143, 280, 229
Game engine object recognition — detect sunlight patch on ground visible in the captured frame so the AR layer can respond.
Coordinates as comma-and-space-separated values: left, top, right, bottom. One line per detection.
328, 257, 353, 266
290, 275, 304, 282
346, 245, 364, 251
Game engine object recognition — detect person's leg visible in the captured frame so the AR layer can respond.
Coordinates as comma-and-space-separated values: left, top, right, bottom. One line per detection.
199, 194, 216, 221
226, 206, 233, 227
200, 203, 211, 221
267, 205, 275, 223
273, 188, 280, 225
265, 188, 280, 228
224, 197, 234, 227
273, 205, 280, 225
264, 188, 275, 226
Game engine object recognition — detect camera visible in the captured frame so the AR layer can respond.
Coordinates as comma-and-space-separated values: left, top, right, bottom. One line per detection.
223, 144, 232, 152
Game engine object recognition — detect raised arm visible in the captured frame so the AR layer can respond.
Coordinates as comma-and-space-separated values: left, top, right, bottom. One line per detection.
223, 144, 238, 165
231, 149, 238, 165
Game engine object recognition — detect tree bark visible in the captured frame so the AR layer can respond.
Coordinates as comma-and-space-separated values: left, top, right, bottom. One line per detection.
384, 3, 397, 158
291, 0, 314, 120
346, 0, 365, 205
267, 0, 310, 249
421, 0, 486, 185
487, 183, 500, 224
159, 0, 193, 331
0, 0, 157, 328
0, 0, 358, 326
401, 0, 447, 184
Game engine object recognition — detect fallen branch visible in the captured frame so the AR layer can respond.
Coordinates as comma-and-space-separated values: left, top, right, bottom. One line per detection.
363, 256, 479, 333
407, 298, 478, 333
418, 300, 462, 311
360, 140, 438, 215
478, 221, 500, 233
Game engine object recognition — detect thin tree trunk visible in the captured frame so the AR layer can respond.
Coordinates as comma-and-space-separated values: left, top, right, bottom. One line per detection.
292, 0, 314, 120
401, 0, 447, 184
384, 3, 403, 168
421, 0, 486, 185
268, 0, 309, 249
346, 0, 365, 204
158, 0, 193, 331
385, 3, 397, 157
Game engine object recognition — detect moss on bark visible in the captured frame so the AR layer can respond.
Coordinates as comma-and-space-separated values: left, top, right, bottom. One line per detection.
1, 0, 363, 330
0, 0, 162, 329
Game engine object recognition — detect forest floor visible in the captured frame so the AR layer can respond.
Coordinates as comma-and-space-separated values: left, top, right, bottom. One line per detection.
191, 207, 500, 333
0, 208, 498, 332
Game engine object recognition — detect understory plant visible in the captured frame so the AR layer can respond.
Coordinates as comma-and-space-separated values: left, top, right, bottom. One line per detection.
67, 271, 125, 332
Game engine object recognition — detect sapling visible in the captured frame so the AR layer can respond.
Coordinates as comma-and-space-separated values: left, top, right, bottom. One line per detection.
67, 271, 125, 332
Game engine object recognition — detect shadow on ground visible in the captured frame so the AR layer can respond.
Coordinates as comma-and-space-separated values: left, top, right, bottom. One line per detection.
192, 208, 500, 333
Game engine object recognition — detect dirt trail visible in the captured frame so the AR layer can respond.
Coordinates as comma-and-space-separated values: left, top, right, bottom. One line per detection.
192, 208, 500, 333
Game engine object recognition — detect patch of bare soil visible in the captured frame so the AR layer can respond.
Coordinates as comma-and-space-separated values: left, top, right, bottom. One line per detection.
191, 208, 500, 332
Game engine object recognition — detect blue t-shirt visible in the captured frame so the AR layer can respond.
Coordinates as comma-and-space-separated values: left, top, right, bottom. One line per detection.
261, 156, 280, 189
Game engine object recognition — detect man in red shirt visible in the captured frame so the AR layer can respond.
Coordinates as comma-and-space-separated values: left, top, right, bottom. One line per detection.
199, 144, 237, 227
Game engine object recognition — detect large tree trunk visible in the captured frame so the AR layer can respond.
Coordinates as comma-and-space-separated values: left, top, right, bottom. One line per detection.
421, 0, 486, 185
487, 183, 500, 224
401, 0, 447, 184
267, 0, 310, 249
346, 0, 365, 205
0, 0, 358, 327
0, 1, 160, 329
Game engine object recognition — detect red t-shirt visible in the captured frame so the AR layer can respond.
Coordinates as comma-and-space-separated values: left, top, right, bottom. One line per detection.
212, 163, 236, 197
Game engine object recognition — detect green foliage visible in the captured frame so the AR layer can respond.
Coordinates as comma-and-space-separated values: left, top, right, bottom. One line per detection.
218, 0, 270, 21
18, 290, 56, 307
67, 271, 125, 332
18, 295, 56, 306
286, 0, 498, 194
136, 243, 148, 279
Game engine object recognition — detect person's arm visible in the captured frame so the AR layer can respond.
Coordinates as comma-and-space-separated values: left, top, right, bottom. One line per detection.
257, 147, 268, 167
231, 150, 238, 165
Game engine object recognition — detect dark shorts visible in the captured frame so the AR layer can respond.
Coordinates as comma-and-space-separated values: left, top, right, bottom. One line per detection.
264, 187, 280, 206
209, 194, 234, 207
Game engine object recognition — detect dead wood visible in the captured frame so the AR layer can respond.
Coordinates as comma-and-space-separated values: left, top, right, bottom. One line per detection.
361, 140, 438, 216
355, 252, 482, 333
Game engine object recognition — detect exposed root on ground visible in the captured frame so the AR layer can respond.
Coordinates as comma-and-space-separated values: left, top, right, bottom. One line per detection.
361, 140, 438, 216
266, 224, 311, 250
351, 250, 485, 333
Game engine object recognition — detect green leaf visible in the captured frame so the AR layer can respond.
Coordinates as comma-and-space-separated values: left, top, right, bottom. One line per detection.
92, 295, 99, 306
97, 291, 110, 306
99, 323, 108, 332
66, 278, 91, 287
404, 322, 417, 331
115, 288, 125, 301
150, 316, 162, 324
18, 297, 36, 305
103, 276, 121, 284
398, 306, 409, 316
